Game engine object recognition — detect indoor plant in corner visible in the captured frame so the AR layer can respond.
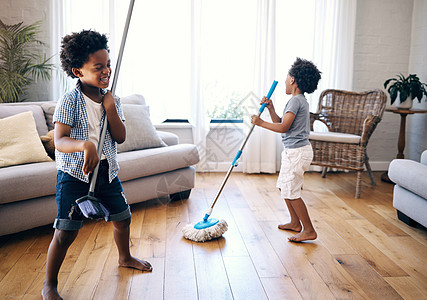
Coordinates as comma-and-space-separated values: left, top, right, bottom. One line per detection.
384, 73, 427, 109
0, 19, 53, 103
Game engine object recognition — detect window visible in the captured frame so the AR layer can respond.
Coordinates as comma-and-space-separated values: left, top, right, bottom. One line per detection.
55, 0, 352, 123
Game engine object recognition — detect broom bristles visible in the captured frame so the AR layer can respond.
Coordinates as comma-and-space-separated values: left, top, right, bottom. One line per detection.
182, 219, 228, 242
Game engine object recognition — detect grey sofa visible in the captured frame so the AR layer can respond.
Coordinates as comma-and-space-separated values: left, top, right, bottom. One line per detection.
388, 150, 427, 228
0, 95, 199, 236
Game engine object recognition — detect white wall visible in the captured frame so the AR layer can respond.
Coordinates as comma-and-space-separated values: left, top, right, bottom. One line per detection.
353, 0, 414, 168
408, 0, 427, 161
0, 0, 52, 102
353, 0, 427, 164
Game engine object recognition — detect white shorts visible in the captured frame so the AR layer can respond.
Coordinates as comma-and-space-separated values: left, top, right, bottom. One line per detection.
276, 144, 313, 200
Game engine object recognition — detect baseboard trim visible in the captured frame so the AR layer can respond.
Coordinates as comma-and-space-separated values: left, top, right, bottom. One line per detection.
204, 160, 391, 172
369, 161, 390, 172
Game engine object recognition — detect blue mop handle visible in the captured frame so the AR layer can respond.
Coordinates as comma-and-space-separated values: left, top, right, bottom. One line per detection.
259, 80, 278, 113
232, 80, 278, 167
208, 80, 279, 212
232, 150, 243, 167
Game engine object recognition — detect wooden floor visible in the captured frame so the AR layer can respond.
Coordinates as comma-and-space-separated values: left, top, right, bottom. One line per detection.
1, 171, 426, 299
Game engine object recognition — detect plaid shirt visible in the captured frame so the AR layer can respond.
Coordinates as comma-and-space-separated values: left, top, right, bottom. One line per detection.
53, 80, 125, 183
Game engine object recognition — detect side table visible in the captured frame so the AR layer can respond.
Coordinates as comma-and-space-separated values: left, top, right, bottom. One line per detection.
381, 107, 427, 183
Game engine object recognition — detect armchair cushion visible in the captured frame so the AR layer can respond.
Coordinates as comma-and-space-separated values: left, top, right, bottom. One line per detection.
309, 131, 361, 144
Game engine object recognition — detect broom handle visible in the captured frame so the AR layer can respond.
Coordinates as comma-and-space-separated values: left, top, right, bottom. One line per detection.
208, 80, 278, 210
88, 0, 136, 194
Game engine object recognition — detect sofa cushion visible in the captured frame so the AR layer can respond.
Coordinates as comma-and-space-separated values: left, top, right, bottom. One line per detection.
0, 161, 57, 204
0, 104, 49, 136
388, 158, 427, 199
118, 144, 199, 181
0, 143, 199, 205
118, 104, 167, 152
0, 111, 52, 168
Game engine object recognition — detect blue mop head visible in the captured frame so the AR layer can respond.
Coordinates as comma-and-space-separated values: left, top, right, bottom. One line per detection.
182, 217, 228, 242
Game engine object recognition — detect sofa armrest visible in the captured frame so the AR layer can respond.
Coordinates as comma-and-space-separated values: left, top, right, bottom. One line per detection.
157, 130, 179, 146
421, 150, 427, 165
389, 158, 427, 199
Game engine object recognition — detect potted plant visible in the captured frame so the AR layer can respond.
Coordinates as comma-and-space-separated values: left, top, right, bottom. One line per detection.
383, 73, 427, 109
0, 19, 53, 103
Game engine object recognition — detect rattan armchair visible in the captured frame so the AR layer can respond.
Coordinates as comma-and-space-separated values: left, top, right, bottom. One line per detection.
309, 89, 387, 198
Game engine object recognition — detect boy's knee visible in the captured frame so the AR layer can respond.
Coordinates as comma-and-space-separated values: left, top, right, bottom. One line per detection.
114, 217, 131, 229
54, 229, 78, 247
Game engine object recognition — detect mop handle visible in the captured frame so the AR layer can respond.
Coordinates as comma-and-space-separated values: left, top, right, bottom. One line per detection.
88, 0, 136, 194
209, 80, 278, 209
259, 80, 279, 113
231, 80, 278, 167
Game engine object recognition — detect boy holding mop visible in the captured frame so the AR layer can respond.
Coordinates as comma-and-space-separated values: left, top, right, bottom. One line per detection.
43, 30, 151, 300
251, 57, 321, 242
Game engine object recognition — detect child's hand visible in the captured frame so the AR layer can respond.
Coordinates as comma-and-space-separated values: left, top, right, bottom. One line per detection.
251, 115, 263, 126
260, 96, 274, 109
102, 91, 116, 112
82, 141, 99, 175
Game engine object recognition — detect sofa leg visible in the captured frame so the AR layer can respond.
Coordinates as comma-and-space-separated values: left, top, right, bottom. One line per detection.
397, 210, 417, 227
170, 189, 192, 202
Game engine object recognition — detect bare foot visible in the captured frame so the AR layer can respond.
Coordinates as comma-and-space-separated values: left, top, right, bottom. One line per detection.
278, 223, 302, 232
288, 230, 317, 242
119, 256, 152, 272
42, 284, 63, 300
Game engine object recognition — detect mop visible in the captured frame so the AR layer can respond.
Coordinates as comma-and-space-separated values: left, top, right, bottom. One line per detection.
76, 0, 135, 219
182, 80, 279, 242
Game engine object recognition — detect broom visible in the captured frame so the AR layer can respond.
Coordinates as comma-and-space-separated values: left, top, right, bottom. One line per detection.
75, 0, 135, 219
182, 80, 279, 242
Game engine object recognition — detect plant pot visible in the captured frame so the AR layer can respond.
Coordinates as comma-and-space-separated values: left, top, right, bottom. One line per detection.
394, 92, 413, 109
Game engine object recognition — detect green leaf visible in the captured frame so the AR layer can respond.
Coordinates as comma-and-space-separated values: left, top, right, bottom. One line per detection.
384, 79, 392, 89
0, 19, 52, 102
389, 86, 397, 105
399, 89, 408, 101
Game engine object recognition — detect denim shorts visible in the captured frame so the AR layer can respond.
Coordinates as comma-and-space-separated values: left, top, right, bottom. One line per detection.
54, 160, 131, 231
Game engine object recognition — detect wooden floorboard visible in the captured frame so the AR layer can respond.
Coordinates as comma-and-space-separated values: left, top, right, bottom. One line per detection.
1, 171, 426, 299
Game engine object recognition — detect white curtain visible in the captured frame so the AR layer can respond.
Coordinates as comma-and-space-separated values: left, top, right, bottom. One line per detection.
311, 0, 357, 105
49, 0, 66, 102
189, 0, 209, 172
50, 0, 357, 173
242, 0, 357, 173
242, 0, 278, 174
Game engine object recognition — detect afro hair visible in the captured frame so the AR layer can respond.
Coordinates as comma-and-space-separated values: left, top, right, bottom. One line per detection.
60, 30, 109, 78
288, 58, 321, 94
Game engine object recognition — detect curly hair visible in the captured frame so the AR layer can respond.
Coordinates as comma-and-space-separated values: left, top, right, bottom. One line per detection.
288, 58, 321, 94
60, 30, 109, 78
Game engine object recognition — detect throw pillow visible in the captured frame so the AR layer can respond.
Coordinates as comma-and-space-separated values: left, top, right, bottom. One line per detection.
41, 102, 57, 131
0, 105, 49, 136
120, 94, 146, 105
40, 129, 55, 160
118, 104, 167, 153
0, 111, 52, 168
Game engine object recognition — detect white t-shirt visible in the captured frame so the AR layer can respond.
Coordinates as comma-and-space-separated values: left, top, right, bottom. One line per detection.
83, 93, 106, 159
